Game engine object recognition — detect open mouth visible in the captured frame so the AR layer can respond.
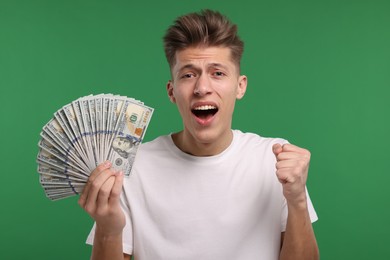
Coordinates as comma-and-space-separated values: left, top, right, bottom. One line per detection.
192, 105, 218, 120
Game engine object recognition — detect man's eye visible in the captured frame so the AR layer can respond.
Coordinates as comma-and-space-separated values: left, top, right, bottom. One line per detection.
214, 71, 225, 77
182, 73, 195, 78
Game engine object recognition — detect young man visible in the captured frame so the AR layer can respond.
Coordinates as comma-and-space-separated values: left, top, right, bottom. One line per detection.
79, 9, 319, 260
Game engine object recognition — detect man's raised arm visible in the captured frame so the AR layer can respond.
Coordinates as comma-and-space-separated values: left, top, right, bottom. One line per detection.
273, 144, 319, 260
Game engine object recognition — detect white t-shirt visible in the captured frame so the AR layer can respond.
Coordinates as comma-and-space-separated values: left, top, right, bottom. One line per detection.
87, 130, 318, 259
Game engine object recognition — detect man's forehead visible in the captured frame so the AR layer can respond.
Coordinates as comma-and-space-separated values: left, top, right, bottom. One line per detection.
172, 46, 237, 71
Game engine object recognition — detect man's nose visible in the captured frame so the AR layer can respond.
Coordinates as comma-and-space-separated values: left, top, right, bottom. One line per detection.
194, 74, 212, 96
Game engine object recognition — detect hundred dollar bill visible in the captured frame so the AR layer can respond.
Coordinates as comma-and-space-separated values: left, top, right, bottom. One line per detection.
73, 94, 94, 165
86, 96, 99, 166
44, 187, 84, 201
37, 149, 88, 180
40, 175, 85, 187
108, 99, 153, 176
103, 96, 127, 160
95, 95, 103, 163
37, 163, 87, 182
102, 95, 114, 163
77, 97, 96, 167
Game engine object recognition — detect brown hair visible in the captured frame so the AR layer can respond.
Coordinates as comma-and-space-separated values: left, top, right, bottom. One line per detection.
163, 9, 244, 70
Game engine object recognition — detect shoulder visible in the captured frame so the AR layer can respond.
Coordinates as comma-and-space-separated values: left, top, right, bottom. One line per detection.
134, 134, 175, 164
229, 130, 289, 163
139, 135, 171, 152
233, 130, 288, 150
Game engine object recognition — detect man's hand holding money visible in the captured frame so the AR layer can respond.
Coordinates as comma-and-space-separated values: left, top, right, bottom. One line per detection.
78, 161, 125, 236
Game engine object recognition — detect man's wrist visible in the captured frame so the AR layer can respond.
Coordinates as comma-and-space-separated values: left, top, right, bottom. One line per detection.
286, 194, 308, 212
95, 225, 123, 240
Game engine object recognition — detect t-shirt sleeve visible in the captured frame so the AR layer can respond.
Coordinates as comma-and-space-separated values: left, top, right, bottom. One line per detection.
85, 192, 134, 255
280, 187, 318, 232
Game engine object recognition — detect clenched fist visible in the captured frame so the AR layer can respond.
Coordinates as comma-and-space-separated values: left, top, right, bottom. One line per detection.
272, 143, 311, 205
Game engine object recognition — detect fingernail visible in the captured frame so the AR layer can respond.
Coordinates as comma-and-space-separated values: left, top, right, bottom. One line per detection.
104, 161, 111, 167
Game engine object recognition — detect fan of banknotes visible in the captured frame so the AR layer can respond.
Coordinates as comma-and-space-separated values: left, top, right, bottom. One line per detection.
36, 94, 154, 201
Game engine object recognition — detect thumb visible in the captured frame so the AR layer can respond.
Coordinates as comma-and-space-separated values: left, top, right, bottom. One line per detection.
272, 143, 283, 157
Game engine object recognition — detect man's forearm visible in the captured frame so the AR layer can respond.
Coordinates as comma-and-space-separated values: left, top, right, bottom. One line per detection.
279, 201, 319, 260
91, 228, 124, 260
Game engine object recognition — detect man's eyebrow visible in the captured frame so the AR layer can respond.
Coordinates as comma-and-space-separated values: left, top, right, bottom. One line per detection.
178, 63, 228, 70
178, 64, 197, 71
175, 63, 230, 77
208, 63, 229, 70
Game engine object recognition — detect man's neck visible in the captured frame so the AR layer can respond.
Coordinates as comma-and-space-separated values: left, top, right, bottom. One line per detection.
171, 130, 233, 157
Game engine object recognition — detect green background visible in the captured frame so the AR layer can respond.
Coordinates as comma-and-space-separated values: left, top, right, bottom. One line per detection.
1, 0, 389, 259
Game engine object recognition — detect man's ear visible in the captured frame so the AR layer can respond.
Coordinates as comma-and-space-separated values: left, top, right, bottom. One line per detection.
236, 75, 247, 100
167, 80, 176, 103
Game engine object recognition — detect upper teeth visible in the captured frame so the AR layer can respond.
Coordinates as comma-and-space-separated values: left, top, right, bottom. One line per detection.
194, 105, 217, 110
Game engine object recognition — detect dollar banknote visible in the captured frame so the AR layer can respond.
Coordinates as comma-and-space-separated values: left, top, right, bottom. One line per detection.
36, 94, 153, 200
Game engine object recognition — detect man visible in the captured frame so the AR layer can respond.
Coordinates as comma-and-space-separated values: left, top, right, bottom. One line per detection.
79, 9, 319, 260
